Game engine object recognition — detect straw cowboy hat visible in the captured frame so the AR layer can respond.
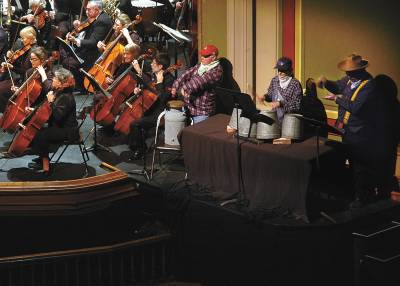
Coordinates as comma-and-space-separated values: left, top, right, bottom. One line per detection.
337, 54, 369, 71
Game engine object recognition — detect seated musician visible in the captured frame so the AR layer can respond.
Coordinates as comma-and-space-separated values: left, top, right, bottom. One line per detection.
258, 57, 302, 123
29, 67, 79, 173
0, 26, 38, 112
62, 0, 112, 90
19, 0, 51, 47
97, 13, 141, 57
128, 53, 175, 160
92, 43, 141, 106
171, 44, 223, 124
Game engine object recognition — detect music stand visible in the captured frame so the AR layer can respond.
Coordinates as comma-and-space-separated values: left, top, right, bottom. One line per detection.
291, 114, 344, 171
79, 68, 112, 153
56, 36, 84, 65
215, 87, 272, 207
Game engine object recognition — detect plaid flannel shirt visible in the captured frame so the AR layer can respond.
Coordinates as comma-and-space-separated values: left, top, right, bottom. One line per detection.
265, 76, 302, 113
172, 63, 223, 116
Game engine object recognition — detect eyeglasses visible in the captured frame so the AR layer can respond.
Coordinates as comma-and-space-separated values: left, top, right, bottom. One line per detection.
201, 54, 213, 58
30, 57, 40, 62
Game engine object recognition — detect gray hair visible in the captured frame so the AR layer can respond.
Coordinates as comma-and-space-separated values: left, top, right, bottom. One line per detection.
54, 67, 74, 85
88, 1, 103, 10
29, 0, 46, 8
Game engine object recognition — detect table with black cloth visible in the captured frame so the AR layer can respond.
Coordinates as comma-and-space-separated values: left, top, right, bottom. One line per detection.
181, 114, 346, 219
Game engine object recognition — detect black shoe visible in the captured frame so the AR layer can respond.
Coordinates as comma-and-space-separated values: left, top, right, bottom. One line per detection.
31, 157, 41, 164
28, 161, 41, 170
129, 149, 144, 161
348, 198, 365, 209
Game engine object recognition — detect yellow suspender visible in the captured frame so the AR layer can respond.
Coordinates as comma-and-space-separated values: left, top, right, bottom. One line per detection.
343, 80, 370, 124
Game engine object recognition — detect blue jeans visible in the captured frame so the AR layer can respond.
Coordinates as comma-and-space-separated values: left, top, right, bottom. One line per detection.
192, 115, 209, 124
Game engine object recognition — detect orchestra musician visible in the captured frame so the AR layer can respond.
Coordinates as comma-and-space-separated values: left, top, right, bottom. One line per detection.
19, 0, 51, 47
62, 0, 112, 90
29, 67, 79, 174
0, 26, 38, 112
128, 53, 174, 160
97, 13, 141, 55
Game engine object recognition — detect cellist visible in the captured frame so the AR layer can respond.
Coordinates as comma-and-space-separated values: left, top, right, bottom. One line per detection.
0, 26, 38, 112
128, 53, 175, 160
29, 67, 79, 174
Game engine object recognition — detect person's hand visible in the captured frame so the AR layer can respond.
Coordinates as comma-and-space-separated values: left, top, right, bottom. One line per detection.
49, 10, 55, 20
316, 76, 327, 88
1, 62, 13, 70
155, 70, 164, 84
180, 88, 187, 98
132, 59, 141, 75
97, 41, 106, 50
171, 87, 177, 97
11, 85, 19, 92
105, 76, 114, 85
324, 93, 337, 101
66, 33, 77, 44
270, 101, 280, 110
24, 14, 35, 23
176, 1, 183, 9
25, 106, 34, 112
134, 87, 141, 95
6, 50, 13, 59
46, 91, 55, 103
73, 20, 81, 30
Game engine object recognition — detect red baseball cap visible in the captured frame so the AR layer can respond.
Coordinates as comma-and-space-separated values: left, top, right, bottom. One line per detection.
200, 44, 219, 56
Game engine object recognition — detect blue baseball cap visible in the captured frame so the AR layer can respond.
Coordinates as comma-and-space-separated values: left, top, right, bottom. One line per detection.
274, 57, 293, 71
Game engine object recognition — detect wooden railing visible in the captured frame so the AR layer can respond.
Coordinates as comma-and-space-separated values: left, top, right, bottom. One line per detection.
0, 232, 172, 286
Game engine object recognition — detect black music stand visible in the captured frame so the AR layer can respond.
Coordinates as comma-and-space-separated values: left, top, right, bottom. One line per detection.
79, 68, 112, 153
291, 114, 344, 171
215, 87, 274, 208
56, 36, 84, 65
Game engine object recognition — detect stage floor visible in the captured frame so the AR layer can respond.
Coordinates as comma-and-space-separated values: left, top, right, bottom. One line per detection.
0, 93, 186, 187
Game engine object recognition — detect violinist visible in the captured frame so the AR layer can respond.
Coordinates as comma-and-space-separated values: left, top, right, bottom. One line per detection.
0, 26, 37, 112
128, 53, 174, 160
62, 1, 112, 90
19, 0, 51, 47
29, 67, 79, 174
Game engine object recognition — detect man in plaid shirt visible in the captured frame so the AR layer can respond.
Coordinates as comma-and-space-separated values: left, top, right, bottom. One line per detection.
171, 44, 223, 123
263, 57, 303, 123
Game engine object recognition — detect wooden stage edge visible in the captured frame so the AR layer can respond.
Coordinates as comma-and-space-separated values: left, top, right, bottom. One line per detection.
0, 162, 139, 216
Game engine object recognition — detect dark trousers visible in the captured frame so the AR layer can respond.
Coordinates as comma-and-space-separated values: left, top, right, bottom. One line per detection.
0, 79, 13, 113
128, 115, 157, 150
30, 126, 78, 158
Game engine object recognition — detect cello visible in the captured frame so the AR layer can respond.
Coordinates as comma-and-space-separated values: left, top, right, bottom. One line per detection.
89, 52, 153, 126
83, 16, 142, 93
0, 56, 55, 133
7, 93, 53, 157
113, 63, 182, 135
0, 70, 43, 133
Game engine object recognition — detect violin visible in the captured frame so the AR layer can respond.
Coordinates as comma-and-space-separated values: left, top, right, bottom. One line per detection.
66, 17, 96, 45
113, 63, 182, 135
20, 5, 49, 30
0, 44, 32, 74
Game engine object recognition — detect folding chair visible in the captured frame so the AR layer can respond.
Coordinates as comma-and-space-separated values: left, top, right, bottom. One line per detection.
49, 114, 90, 177
150, 110, 192, 179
